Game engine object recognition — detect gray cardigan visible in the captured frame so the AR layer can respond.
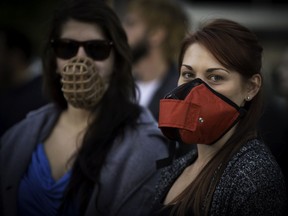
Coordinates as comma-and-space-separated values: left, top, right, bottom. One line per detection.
0, 104, 169, 216
153, 139, 287, 215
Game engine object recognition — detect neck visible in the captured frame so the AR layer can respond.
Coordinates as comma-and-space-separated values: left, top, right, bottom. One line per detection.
196, 144, 221, 165
61, 104, 93, 132
196, 126, 236, 164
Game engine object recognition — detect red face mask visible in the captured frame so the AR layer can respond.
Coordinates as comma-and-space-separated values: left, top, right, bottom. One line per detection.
158, 79, 246, 145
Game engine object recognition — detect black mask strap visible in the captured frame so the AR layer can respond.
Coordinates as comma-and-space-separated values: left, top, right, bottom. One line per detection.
156, 140, 176, 169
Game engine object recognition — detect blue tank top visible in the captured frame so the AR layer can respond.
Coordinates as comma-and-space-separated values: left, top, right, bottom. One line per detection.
18, 144, 79, 216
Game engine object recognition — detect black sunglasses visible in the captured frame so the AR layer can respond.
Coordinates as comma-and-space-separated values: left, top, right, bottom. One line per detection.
50, 39, 113, 61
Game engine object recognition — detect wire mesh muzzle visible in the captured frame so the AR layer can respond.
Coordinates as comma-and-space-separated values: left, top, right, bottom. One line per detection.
60, 57, 105, 108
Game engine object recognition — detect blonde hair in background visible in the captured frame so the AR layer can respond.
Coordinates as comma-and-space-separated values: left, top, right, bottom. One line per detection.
127, 0, 191, 63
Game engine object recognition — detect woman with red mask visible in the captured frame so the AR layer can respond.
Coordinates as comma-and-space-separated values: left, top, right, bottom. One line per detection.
153, 18, 287, 216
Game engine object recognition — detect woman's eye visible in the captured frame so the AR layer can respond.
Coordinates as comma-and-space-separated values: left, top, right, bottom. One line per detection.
209, 74, 223, 82
181, 72, 194, 79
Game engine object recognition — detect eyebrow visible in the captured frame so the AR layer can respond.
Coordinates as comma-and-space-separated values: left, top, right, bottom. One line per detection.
181, 64, 230, 73
207, 68, 230, 73
181, 64, 192, 70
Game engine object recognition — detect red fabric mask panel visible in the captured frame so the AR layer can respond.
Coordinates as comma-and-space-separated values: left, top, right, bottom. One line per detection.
158, 79, 245, 145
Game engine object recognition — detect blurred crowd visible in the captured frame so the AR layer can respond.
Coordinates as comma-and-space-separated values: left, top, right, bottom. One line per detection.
0, 26, 49, 136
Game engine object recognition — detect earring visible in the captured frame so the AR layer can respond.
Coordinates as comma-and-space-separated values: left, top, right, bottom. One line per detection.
246, 96, 250, 101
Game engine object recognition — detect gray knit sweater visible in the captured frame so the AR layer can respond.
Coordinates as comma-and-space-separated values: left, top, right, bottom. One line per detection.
153, 139, 287, 215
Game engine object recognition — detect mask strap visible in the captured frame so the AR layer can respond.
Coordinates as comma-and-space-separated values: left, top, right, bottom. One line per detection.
156, 140, 177, 169
238, 107, 247, 118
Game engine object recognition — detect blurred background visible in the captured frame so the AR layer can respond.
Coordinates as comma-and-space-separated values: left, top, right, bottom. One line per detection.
116, 0, 288, 82
1, 0, 287, 84
0, 0, 287, 132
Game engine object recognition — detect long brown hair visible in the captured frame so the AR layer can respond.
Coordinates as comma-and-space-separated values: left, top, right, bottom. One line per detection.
170, 18, 264, 215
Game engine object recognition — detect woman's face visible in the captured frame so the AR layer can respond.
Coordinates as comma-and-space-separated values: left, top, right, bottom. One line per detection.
178, 43, 249, 107
56, 19, 115, 84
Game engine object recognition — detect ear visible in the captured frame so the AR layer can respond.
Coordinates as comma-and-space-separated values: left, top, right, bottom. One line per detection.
245, 74, 262, 101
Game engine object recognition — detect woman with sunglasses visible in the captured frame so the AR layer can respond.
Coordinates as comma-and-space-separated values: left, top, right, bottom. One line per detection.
0, 0, 169, 215
152, 18, 287, 215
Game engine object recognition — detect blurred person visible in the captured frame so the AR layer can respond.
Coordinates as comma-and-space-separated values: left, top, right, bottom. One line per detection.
272, 47, 288, 107
0, 26, 49, 136
259, 47, 288, 200
122, 0, 192, 158
0, 0, 169, 215
152, 18, 287, 215
122, 0, 190, 121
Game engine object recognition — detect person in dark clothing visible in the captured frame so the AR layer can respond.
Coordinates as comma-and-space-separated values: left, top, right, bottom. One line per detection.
0, 27, 49, 136
0, 1, 169, 215
259, 47, 288, 202
122, 0, 193, 157
122, 0, 190, 121
153, 18, 287, 216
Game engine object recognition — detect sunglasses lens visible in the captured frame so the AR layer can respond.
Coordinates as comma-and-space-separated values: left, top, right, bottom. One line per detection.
84, 41, 112, 60
51, 39, 112, 60
52, 40, 78, 59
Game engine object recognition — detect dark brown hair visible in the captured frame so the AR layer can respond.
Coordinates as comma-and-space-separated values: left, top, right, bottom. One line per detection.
171, 18, 264, 215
